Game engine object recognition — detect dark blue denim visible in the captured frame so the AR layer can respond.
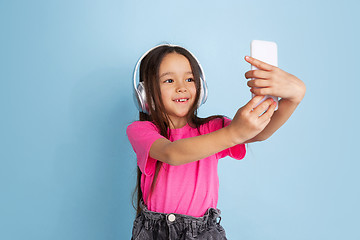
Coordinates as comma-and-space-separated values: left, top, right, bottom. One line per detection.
131, 200, 227, 240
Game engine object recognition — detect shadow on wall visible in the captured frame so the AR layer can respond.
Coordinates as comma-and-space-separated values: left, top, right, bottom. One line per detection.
52, 65, 137, 239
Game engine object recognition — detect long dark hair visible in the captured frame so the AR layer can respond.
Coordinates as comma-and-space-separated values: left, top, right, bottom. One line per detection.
132, 45, 224, 216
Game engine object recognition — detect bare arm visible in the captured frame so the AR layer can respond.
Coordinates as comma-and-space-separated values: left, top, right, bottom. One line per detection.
150, 126, 234, 166
245, 99, 299, 142
150, 96, 276, 166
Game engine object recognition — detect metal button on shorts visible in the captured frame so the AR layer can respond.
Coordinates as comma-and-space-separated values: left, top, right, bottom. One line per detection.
168, 213, 176, 222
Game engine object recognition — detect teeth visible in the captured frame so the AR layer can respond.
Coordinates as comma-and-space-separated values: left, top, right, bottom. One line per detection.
176, 99, 187, 102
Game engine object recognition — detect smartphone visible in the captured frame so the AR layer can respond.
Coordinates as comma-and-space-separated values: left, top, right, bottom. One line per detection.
250, 40, 278, 110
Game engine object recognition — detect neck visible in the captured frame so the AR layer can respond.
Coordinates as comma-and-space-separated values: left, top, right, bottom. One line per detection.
168, 118, 189, 129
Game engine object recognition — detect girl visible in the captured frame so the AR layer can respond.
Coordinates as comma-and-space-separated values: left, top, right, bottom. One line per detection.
127, 44, 306, 239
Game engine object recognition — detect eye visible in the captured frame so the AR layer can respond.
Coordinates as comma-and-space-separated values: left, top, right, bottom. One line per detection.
186, 78, 194, 82
164, 79, 174, 83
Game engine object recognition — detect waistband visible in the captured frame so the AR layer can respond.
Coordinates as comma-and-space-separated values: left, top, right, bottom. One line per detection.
138, 200, 222, 237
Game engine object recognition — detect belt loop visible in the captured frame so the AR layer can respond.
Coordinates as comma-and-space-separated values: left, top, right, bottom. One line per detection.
191, 221, 197, 237
144, 220, 149, 230
217, 216, 222, 224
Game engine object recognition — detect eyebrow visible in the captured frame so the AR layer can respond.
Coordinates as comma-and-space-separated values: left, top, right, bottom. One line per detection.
159, 71, 193, 79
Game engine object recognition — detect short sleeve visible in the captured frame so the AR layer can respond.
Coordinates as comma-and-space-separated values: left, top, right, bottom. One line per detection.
213, 117, 246, 160
126, 121, 166, 176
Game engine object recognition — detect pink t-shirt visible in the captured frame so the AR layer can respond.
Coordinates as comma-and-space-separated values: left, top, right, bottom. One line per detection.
126, 117, 246, 217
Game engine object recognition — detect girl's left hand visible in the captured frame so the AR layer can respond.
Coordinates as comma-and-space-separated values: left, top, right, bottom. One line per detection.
244, 56, 306, 104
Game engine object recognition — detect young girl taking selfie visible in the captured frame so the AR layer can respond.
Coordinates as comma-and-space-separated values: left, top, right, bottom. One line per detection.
126, 44, 306, 239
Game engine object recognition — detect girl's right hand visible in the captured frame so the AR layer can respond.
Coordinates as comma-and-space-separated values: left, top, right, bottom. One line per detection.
228, 96, 276, 144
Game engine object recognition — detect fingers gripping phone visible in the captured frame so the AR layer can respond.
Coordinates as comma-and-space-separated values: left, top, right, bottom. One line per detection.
250, 40, 278, 110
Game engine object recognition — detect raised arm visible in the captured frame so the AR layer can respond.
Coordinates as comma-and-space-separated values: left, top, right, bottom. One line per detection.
243, 56, 306, 142
150, 96, 276, 166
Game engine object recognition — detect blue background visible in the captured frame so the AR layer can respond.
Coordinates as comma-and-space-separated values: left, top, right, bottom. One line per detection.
1, 0, 359, 239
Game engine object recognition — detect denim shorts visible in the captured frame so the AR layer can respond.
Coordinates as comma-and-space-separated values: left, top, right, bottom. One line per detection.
131, 200, 227, 240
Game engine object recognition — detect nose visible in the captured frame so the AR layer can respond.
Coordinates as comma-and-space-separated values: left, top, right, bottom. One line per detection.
176, 81, 187, 93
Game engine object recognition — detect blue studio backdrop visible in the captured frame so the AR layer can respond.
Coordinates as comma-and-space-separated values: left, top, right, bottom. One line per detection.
1, 0, 359, 239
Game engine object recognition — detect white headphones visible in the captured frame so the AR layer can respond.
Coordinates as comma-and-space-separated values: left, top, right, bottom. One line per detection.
133, 44, 208, 114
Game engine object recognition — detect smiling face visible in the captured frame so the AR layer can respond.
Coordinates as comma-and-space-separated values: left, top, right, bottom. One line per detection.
158, 52, 197, 129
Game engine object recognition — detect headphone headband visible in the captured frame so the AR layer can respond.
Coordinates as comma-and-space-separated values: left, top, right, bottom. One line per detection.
133, 44, 208, 114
